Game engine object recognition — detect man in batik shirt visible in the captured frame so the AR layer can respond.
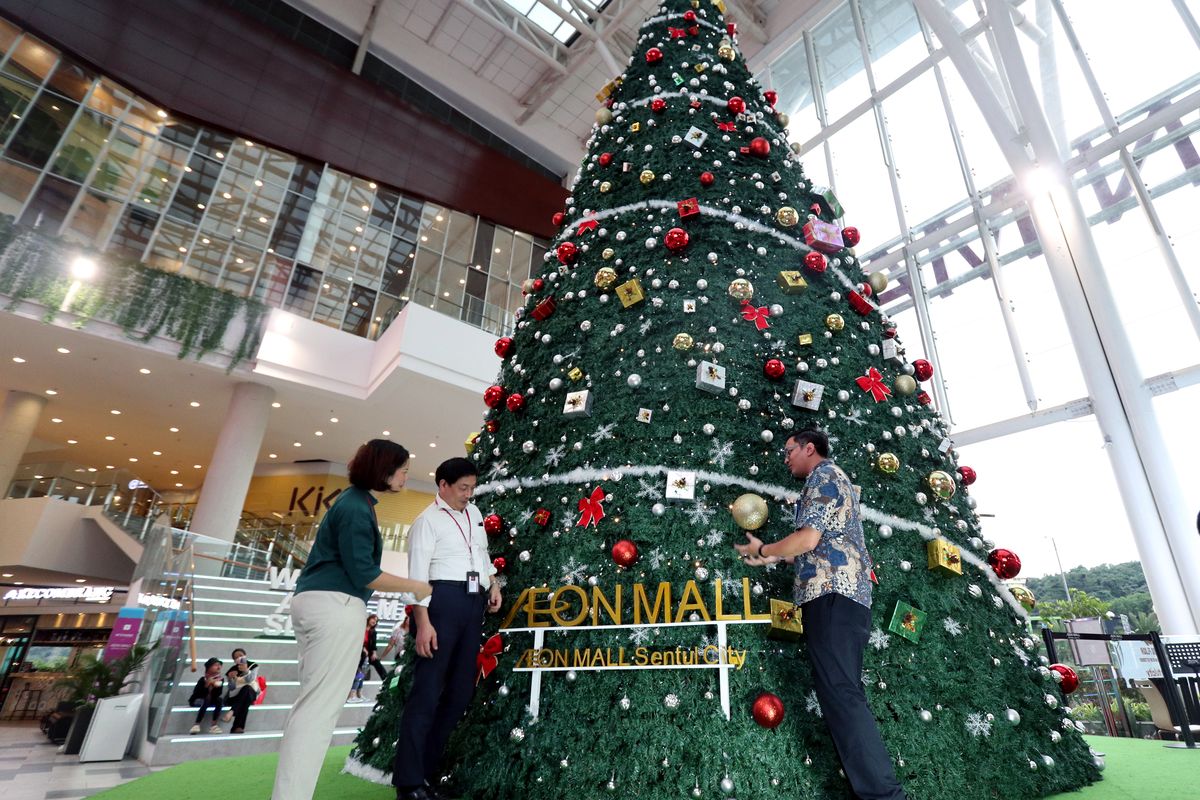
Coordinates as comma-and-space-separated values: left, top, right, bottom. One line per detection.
735, 429, 906, 800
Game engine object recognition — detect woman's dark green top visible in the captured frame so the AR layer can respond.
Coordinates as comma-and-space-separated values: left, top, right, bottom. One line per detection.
294, 485, 383, 604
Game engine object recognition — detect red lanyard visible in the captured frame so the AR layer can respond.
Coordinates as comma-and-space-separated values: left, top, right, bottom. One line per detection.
440, 507, 473, 557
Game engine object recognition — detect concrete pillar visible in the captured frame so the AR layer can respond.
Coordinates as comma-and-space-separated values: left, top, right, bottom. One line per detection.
190, 382, 275, 544
0, 391, 47, 494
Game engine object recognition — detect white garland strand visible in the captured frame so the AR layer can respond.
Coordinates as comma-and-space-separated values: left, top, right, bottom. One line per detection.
342, 754, 391, 786
626, 89, 728, 110
641, 14, 723, 34
476, 464, 1027, 620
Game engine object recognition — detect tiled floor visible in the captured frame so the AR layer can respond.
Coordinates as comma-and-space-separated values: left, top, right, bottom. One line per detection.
0, 723, 160, 800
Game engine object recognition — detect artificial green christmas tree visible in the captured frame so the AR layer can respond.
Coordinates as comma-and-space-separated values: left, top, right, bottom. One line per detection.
348, 2, 1101, 797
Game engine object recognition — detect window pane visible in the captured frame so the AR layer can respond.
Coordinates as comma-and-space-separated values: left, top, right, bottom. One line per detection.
256, 255, 293, 307
345, 176, 375, 219
382, 237, 414, 296
260, 147, 297, 188
91, 123, 150, 201
19, 174, 77, 230
0, 157, 39, 216
106, 205, 157, 259
827, 111, 900, 252
342, 283, 376, 336
132, 138, 189, 212
285, 264, 322, 317
313, 275, 350, 328
395, 195, 422, 241
85, 78, 132, 118
938, 64, 1010, 193
370, 186, 399, 229
181, 233, 229, 285
411, 248, 441, 305
510, 231, 533, 279
371, 294, 405, 338
45, 57, 93, 101
6, 95, 78, 169
419, 204, 447, 251
50, 109, 115, 182
145, 218, 195, 275
0, 18, 20, 57
812, 3, 868, 122
240, 179, 284, 250
62, 189, 124, 245
268, 191, 313, 258
167, 152, 220, 224
0, 74, 38, 141
444, 210, 476, 263
437, 259, 469, 317
220, 243, 261, 297
884, 71, 967, 227
858, 0, 925, 88
356, 224, 389, 284
770, 38, 820, 144
2, 34, 57, 83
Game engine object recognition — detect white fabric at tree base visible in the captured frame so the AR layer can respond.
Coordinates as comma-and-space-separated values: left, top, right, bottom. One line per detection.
272, 590, 367, 800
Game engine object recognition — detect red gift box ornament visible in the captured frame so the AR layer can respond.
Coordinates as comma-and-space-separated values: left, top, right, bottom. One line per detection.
669, 26, 686, 38
726, 22, 737, 36
533, 508, 551, 527
476, 634, 503, 684
577, 486, 607, 528
531, 295, 556, 321
802, 219, 844, 254
847, 290, 874, 316
677, 197, 700, 219
741, 300, 771, 330
856, 367, 893, 403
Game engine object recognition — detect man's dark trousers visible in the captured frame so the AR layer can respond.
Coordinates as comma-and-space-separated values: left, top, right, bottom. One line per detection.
393, 582, 485, 788
803, 592, 907, 800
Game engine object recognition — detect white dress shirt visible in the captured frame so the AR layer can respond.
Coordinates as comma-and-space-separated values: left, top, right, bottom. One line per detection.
407, 495, 496, 607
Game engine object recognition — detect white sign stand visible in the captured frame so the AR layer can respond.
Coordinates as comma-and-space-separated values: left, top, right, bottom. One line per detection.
79, 694, 144, 762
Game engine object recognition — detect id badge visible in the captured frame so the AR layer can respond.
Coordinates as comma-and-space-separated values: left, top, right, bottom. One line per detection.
466, 571, 481, 594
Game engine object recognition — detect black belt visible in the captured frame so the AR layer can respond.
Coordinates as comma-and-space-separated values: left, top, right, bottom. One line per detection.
430, 580, 468, 586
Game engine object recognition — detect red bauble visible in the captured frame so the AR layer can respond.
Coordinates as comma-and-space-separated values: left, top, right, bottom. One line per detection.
810, 203, 823, 216
912, 358, 934, 382
987, 548, 1022, 580
763, 358, 786, 381
683, 10, 696, 22
727, 96, 746, 115
532, 278, 545, 292
858, 282, 872, 298
505, 393, 526, 413
492, 556, 507, 574
1049, 663, 1080, 694
917, 391, 932, 405
749, 137, 770, 157
957, 465, 977, 486
751, 692, 785, 729
494, 336, 514, 359
842, 226, 861, 247
763, 90, 778, 107
645, 47, 663, 64
699, 171, 715, 187
485, 419, 499, 433
551, 211, 566, 227
556, 241, 578, 265
651, 98, 667, 113
664, 227, 690, 252
483, 385, 507, 408
483, 513, 503, 537
804, 251, 827, 273
598, 152, 613, 166
612, 539, 639, 568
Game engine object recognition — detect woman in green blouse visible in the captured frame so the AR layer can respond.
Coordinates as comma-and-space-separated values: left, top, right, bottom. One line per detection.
273, 439, 431, 800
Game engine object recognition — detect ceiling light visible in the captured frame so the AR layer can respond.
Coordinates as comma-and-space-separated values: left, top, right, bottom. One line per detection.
175, 483, 183, 487
51, 418, 62, 423
11, 357, 24, 363
330, 417, 338, 423
66, 439, 77, 444
428, 472, 435, 477
420, 236, 428, 242
235, 257, 245, 264
45, 389, 57, 395
193, 464, 202, 469
442, 292, 450, 297
382, 430, 391, 436
361, 204, 369, 212
156, 109, 167, 118
293, 442, 301, 447
458, 279, 466, 285
272, 402, 281, 408
170, 470, 179, 475
184, 166, 192, 172
139, 368, 151, 374
57, 347, 70, 354
494, 248, 501, 253
152, 450, 162, 456
87, 468, 96, 472
215, 151, 225, 159
189, 401, 200, 407
201, 238, 210, 244
197, 203, 205, 209
178, 246, 187, 253
12, 582, 22, 586
245, 140, 255, 147
375, 317, 381, 322
258, 216, 267, 223
104, 435, 115, 441
75, 578, 86, 583
222, 192, 232, 199
129, 457, 138, 462
169, 427, 179, 432
429, 442, 437, 448
323, 283, 330, 290
355, 226, 363, 233
110, 409, 121, 415
105, 465, 114, 469
268, 453, 277, 459
435, 215, 444, 222
32, 476, 42, 479
1, 574, 11, 578
314, 431, 323, 436
254, 179, 263, 187
369, 182, 377, 189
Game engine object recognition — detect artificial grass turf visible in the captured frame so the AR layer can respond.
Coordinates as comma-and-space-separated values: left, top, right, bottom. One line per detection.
92, 736, 1198, 799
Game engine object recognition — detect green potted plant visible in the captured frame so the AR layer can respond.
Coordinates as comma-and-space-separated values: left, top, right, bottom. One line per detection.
56, 644, 155, 755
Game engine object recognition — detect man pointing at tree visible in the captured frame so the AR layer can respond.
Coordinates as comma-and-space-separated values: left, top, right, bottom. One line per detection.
735, 428, 906, 800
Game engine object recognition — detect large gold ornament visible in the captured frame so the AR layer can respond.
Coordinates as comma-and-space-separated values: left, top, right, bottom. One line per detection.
894, 374, 917, 396
1010, 585, 1037, 611
825, 313, 845, 332
927, 470, 956, 500
599, 181, 612, 193
672, 332, 695, 351
867, 271, 888, 294
594, 267, 618, 289
730, 493, 769, 530
595, 107, 613, 125
639, 169, 656, 185
727, 278, 755, 301
876, 452, 900, 474
718, 43, 735, 61
775, 206, 799, 227
777, 112, 790, 127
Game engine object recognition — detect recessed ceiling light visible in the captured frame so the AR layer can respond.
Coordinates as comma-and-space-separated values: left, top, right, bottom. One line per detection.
51, 418, 62, 423
272, 402, 281, 408
105, 465, 114, 469
152, 450, 162, 456
66, 439, 77, 444
193, 464, 202, 469
382, 430, 391, 436
57, 347, 70, 354
314, 431, 323, 436
429, 442, 437, 448
428, 472, 435, 477
330, 417, 339, 423
129, 457, 138, 462
268, 453, 277, 459
170, 470, 179, 475
75, 578, 86, 583
293, 442, 301, 447
12, 582, 22, 586
156, 109, 167, 118
104, 435, 115, 441
11, 356, 25, 363
1, 573, 11, 578
110, 409, 121, 415
175, 483, 183, 487
45, 389, 57, 395
435, 215, 444, 222
33, 475, 43, 479
169, 427, 179, 432
189, 401, 200, 407
139, 368, 151, 374
87, 468, 96, 473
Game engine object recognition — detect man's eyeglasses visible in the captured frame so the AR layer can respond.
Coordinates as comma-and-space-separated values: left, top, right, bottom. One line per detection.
781, 445, 800, 457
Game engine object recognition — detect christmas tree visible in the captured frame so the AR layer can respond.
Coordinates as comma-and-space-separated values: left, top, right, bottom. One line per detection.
347, 1, 1101, 797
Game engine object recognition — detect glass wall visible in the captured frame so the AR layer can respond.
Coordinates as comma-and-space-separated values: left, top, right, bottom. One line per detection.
0, 18, 547, 339
754, 0, 1200, 576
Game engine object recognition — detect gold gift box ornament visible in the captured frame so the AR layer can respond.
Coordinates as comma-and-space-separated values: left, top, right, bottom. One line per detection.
767, 598, 804, 640
926, 538, 963, 576
776, 271, 808, 295
616, 278, 645, 308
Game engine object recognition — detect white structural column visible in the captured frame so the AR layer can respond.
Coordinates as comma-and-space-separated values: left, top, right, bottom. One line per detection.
913, 0, 1200, 634
0, 390, 47, 493
190, 382, 275, 544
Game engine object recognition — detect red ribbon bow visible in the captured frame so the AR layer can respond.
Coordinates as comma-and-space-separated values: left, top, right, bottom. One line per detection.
740, 301, 771, 330
668, 26, 686, 38
577, 486, 607, 528
476, 634, 503, 684
576, 218, 598, 236
855, 367, 892, 402
716, 120, 737, 131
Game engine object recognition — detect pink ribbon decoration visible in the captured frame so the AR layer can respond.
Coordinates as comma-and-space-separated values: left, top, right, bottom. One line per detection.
855, 367, 892, 402
577, 486, 607, 528
740, 301, 771, 330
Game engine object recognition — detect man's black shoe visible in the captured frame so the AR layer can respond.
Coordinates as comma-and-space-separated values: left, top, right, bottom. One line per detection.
396, 786, 435, 800
426, 779, 465, 800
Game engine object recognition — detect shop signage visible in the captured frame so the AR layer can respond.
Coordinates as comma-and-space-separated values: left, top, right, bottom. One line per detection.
2, 585, 117, 603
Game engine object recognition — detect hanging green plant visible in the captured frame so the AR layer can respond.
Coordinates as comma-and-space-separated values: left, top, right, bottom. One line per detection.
0, 215, 267, 370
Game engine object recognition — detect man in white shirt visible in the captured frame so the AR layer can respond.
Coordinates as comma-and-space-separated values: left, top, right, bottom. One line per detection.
394, 458, 501, 800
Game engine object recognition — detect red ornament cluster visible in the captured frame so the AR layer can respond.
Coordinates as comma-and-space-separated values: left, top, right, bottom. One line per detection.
645, 47, 663, 64
912, 358, 934, 382
483, 513, 503, 537
1049, 663, 1080, 694
611, 539, 639, 568
751, 692, 785, 729
556, 241, 578, 265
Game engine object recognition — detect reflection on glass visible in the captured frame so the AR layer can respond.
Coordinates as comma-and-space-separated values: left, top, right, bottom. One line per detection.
858, 0, 925, 88
2, 34, 57, 83
7, 95, 78, 168
285, 264, 322, 317
62, 189, 125, 244
827, 112, 900, 251
343, 282, 376, 336
51, 109, 114, 182
0, 157, 40, 216
812, 3, 868, 122
19, 174, 75, 229
769, 38, 819, 144
313, 275, 350, 328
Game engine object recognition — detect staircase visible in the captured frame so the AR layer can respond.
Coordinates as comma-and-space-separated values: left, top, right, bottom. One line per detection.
148, 572, 393, 766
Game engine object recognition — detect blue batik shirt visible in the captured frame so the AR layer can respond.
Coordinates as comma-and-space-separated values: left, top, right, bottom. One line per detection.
792, 459, 873, 609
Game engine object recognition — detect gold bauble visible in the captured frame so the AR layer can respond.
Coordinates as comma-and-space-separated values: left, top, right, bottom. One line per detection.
1010, 585, 1037, 611
594, 267, 618, 289
602, 247, 615, 260
777, 112, 790, 127
927, 470, 956, 500
727, 278, 755, 301
639, 169, 656, 185
595, 107, 613, 125
672, 332, 695, 351
599, 181, 612, 193
775, 206, 799, 227
718, 44, 735, 61
876, 452, 900, 474
825, 313, 845, 332
867, 271, 888, 294
730, 493, 769, 530
894, 374, 918, 396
